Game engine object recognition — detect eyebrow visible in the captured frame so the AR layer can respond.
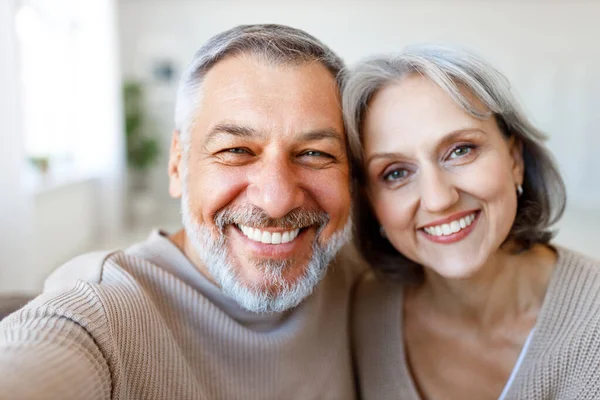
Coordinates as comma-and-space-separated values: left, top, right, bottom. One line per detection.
204, 123, 344, 146
296, 128, 344, 145
365, 128, 486, 166
203, 123, 265, 146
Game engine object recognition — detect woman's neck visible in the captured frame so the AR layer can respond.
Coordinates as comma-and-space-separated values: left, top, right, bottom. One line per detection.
411, 244, 557, 332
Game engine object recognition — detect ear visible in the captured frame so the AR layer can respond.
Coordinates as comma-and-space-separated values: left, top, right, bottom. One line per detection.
168, 130, 183, 198
508, 136, 524, 186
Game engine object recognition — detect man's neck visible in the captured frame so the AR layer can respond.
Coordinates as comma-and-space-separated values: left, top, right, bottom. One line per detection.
169, 229, 219, 286
167, 228, 293, 329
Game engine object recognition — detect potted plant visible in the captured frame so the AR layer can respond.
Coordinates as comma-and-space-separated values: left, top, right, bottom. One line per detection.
123, 80, 160, 225
123, 81, 160, 185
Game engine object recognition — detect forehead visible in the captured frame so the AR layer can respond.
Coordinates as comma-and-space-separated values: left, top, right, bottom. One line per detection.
364, 74, 490, 151
193, 54, 343, 138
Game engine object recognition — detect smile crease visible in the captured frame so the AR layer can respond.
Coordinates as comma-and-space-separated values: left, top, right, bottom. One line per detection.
423, 213, 477, 237
237, 224, 301, 245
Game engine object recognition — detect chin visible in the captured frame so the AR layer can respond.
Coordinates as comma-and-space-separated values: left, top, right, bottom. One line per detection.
236, 256, 310, 290
428, 258, 484, 280
225, 254, 326, 314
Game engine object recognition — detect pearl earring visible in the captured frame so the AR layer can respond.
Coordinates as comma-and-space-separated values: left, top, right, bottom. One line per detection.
517, 184, 523, 197
379, 226, 387, 238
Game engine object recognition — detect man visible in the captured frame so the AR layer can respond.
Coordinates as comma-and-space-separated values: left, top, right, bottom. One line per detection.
0, 24, 360, 399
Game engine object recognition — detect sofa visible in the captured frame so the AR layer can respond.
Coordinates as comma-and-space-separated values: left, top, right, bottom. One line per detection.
0, 295, 33, 321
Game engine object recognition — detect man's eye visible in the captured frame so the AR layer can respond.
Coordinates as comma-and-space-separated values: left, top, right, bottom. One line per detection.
215, 147, 254, 164
383, 169, 409, 182
227, 148, 249, 154
298, 150, 336, 168
302, 150, 330, 158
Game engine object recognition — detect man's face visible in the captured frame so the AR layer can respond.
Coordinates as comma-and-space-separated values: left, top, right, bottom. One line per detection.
168, 54, 351, 313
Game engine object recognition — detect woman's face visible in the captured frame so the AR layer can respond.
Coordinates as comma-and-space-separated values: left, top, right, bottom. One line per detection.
363, 74, 524, 279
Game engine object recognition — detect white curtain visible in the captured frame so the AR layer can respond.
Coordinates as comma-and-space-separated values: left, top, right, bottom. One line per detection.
1, 0, 125, 293
0, 0, 34, 293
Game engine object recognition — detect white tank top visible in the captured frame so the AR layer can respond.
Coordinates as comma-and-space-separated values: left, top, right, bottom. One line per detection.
498, 328, 536, 400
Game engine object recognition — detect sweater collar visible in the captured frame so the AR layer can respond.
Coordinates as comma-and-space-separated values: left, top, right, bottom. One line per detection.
127, 229, 298, 332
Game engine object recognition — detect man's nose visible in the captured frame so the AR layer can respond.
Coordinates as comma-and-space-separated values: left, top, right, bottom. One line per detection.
246, 155, 305, 219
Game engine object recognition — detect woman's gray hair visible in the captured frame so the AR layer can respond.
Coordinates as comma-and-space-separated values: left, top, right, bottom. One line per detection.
342, 45, 566, 282
175, 24, 345, 145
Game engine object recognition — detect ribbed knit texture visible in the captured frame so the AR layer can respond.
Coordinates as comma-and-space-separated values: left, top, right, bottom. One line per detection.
0, 231, 361, 400
352, 247, 600, 400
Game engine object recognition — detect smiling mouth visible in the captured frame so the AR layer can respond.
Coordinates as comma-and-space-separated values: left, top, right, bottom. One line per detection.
236, 224, 306, 245
422, 211, 478, 237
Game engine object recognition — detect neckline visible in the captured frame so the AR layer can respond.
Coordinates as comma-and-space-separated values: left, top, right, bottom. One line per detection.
497, 326, 536, 400
126, 229, 296, 332
389, 246, 569, 400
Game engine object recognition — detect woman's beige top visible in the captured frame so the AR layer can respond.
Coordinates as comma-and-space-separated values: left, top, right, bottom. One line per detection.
353, 247, 600, 399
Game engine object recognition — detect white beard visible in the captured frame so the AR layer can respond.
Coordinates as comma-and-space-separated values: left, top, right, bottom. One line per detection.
180, 182, 352, 314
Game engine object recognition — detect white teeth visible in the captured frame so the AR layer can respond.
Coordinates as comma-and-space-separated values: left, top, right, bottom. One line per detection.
423, 213, 477, 237
261, 231, 272, 244
238, 224, 302, 245
271, 232, 282, 244
450, 221, 460, 233
442, 224, 452, 235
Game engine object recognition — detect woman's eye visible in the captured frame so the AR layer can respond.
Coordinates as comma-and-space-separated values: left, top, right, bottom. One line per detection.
383, 169, 408, 182
449, 145, 473, 159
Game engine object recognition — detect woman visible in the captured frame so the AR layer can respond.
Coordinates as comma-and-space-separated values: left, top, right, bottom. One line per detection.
343, 46, 600, 399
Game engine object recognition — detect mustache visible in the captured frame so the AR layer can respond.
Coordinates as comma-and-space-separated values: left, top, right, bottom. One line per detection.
214, 205, 329, 230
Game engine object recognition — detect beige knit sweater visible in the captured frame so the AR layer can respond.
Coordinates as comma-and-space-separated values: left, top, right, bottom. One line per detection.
0, 230, 361, 400
353, 247, 600, 400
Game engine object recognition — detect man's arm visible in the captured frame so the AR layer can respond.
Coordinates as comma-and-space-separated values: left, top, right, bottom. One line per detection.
0, 312, 112, 400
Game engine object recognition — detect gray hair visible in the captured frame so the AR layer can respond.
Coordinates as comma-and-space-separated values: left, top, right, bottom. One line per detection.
342, 45, 566, 282
175, 24, 345, 144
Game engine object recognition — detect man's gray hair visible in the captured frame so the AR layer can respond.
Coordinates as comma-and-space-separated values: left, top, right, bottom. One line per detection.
342, 45, 566, 282
175, 24, 345, 143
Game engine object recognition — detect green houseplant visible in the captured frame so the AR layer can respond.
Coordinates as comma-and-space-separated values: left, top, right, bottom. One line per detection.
123, 81, 161, 226
123, 81, 160, 176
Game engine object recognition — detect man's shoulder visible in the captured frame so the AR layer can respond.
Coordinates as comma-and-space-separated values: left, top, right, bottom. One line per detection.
42, 230, 169, 298
2, 251, 126, 343
7, 246, 165, 337
29, 248, 154, 319
7, 250, 129, 325
43, 250, 121, 296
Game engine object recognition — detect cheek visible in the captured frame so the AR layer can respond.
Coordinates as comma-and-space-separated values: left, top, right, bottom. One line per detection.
371, 189, 421, 261
461, 156, 516, 204
186, 166, 248, 224
303, 169, 351, 228
371, 189, 414, 231
459, 157, 519, 236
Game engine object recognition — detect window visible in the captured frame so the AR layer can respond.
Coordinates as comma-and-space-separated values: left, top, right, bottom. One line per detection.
14, 0, 124, 190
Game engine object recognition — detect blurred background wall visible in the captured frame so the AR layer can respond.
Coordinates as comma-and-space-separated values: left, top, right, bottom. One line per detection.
1, 0, 599, 294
